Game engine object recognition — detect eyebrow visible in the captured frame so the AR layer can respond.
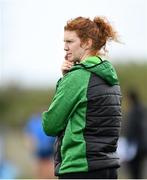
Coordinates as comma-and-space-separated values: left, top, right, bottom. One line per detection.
64, 39, 74, 42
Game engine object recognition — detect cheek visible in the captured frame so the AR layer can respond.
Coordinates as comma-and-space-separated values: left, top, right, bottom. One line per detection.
72, 44, 79, 50
77, 47, 85, 55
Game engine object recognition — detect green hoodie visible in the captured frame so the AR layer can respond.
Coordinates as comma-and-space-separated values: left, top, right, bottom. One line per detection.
42, 56, 121, 175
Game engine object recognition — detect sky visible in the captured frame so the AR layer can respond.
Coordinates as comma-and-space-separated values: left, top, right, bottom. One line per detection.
0, 0, 147, 88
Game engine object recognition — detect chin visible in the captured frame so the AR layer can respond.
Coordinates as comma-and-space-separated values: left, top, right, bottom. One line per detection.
68, 57, 74, 62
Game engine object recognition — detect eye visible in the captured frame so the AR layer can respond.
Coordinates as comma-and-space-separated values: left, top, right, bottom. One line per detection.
66, 40, 72, 43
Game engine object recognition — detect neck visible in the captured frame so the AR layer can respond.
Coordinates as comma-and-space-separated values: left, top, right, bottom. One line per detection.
80, 55, 90, 62
80, 50, 98, 62
80, 52, 92, 62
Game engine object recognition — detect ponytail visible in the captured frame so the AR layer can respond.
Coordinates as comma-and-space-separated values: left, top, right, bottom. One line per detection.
93, 16, 119, 53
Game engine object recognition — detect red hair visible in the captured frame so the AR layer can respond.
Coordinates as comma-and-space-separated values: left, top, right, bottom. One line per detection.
64, 16, 119, 55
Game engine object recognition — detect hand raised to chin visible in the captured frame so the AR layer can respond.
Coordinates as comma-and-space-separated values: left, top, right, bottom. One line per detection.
61, 55, 74, 75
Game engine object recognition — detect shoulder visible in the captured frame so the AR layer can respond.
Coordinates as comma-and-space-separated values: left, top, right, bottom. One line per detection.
59, 69, 90, 87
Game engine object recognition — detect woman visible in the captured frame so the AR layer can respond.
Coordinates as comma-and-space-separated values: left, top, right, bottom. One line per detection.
42, 16, 122, 179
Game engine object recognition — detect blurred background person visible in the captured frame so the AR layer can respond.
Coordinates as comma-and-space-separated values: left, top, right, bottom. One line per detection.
125, 89, 147, 179
24, 112, 55, 179
0, 134, 19, 179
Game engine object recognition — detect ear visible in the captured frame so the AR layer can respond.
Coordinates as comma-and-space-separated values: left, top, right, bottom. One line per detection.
82, 38, 92, 50
84, 38, 93, 50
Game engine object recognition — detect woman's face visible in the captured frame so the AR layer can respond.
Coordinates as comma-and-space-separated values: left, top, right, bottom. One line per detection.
64, 31, 87, 62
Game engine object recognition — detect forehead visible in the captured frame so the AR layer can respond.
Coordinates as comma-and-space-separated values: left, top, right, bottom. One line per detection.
64, 31, 79, 40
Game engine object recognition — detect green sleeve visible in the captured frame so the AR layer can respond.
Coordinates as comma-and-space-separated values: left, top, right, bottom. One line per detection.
42, 72, 82, 136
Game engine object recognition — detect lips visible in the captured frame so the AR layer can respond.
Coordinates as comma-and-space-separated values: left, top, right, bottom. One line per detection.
67, 53, 72, 56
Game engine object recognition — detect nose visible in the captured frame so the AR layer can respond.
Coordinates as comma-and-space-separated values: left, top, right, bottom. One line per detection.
64, 43, 69, 51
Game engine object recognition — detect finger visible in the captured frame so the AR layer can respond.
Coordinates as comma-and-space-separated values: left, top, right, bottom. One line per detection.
62, 66, 71, 70
62, 62, 73, 68
64, 60, 74, 65
67, 62, 74, 67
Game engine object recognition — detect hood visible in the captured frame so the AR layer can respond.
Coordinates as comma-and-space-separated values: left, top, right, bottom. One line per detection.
70, 56, 119, 85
